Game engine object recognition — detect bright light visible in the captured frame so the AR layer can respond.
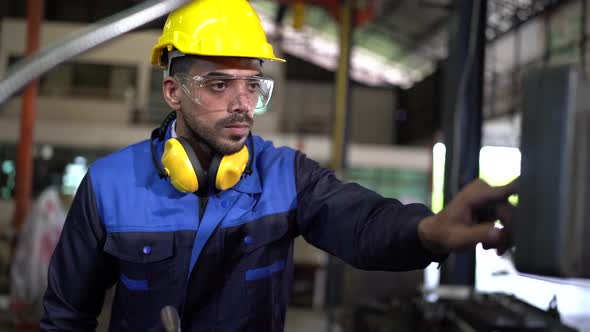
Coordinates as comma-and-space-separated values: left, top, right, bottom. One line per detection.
479, 146, 521, 186
431, 144, 521, 214
1, 160, 16, 200
2, 160, 15, 174
479, 146, 520, 205
62, 157, 88, 196
431, 142, 446, 213
425, 142, 446, 291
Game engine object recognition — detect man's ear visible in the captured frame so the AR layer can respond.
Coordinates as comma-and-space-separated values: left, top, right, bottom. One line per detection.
162, 76, 182, 110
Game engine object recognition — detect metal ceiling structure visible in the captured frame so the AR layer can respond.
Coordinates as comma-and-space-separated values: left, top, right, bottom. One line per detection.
250, 0, 451, 87
251, 0, 572, 88
0, 0, 574, 87
487, 0, 568, 41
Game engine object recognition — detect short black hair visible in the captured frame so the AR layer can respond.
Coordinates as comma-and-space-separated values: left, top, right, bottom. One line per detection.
169, 54, 198, 76
163, 50, 264, 76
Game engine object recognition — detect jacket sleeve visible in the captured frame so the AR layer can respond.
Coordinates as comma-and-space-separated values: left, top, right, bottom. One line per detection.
40, 173, 117, 331
294, 152, 446, 271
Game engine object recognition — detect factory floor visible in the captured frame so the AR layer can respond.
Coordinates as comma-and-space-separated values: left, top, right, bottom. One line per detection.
0, 305, 330, 332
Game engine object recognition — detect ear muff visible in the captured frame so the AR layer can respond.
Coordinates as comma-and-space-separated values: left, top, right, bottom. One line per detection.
212, 145, 249, 191
161, 138, 205, 193
161, 137, 250, 193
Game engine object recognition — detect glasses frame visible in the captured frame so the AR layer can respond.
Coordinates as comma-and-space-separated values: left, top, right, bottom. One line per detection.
174, 73, 274, 110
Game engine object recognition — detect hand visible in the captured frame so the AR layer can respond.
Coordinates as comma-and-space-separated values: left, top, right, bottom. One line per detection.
418, 179, 517, 255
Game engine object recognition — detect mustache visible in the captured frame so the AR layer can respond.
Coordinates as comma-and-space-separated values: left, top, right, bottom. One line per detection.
215, 113, 254, 128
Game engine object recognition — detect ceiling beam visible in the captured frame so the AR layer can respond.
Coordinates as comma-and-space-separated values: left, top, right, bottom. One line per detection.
487, 0, 573, 42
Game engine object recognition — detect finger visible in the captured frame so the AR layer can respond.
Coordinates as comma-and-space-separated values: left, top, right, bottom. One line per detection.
459, 178, 518, 207
492, 203, 514, 254
489, 179, 518, 201
449, 222, 502, 251
474, 200, 514, 224
496, 201, 514, 224
482, 226, 510, 250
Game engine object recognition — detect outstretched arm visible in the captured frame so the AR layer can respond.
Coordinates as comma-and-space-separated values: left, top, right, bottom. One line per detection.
294, 153, 446, 271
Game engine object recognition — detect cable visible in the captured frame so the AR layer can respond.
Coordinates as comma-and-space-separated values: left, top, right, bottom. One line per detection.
0, 0, 191, 104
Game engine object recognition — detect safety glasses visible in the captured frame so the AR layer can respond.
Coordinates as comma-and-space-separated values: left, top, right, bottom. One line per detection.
175, 73, 274, 110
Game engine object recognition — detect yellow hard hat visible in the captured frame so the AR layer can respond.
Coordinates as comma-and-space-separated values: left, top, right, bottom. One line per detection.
150, 0, 285, 67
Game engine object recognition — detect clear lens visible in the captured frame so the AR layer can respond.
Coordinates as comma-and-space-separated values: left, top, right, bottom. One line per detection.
176, 74, 274, 110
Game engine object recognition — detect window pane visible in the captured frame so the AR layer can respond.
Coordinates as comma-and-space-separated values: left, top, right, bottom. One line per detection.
7, 55, 137, 101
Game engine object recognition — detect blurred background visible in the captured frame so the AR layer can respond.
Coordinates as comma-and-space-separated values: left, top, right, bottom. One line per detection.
0, 0, 589, 331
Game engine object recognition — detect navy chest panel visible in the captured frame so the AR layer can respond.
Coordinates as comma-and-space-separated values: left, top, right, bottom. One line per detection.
182, 211, 295, 331
103, 213, 295, 331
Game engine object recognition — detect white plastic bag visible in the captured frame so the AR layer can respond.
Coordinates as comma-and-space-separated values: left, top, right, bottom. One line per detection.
10, 187, 66, 324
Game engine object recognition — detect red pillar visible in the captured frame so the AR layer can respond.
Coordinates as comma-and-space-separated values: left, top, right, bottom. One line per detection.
14, 0, 44, 230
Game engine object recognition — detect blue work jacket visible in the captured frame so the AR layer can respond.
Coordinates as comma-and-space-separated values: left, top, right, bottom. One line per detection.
41, 124, 443, 331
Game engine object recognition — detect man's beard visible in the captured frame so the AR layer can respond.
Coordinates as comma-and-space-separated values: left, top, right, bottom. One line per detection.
182, 112, 253, 155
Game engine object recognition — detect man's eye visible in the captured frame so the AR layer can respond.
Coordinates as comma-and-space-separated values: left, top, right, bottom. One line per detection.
208, 81, 227, 91
248, 81, 261, 90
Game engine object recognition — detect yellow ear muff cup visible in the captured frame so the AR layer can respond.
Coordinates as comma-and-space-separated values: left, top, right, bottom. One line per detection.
161, 139, 200, 192
215, 145, 249, 190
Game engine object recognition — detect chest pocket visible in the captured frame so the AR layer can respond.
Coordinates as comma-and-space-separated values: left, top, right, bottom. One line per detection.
104, 231, 176, 291
240, 219, 289, 261
217, 219, 290, 325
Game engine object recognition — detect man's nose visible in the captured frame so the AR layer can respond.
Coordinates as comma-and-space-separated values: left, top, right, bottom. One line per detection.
228, 93, 252, 113
228, 82, 255, 113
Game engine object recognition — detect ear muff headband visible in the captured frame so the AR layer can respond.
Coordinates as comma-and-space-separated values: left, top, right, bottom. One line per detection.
150, 112, 177, 179
208, 154, 222, 192
177, 137, 209, 193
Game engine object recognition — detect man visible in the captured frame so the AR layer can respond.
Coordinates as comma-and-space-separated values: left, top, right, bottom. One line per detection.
40, 0, 515, 331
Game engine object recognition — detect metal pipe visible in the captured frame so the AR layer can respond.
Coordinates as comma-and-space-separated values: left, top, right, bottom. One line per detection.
513, 7, 521, 113
14, 0, 44, 231
441, 0, 487, 286
581, 0, 587, 78
0, 0, 191, 104
330, 0, 354, 172
327, 3, 354, 331
543, 11, 552, 64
